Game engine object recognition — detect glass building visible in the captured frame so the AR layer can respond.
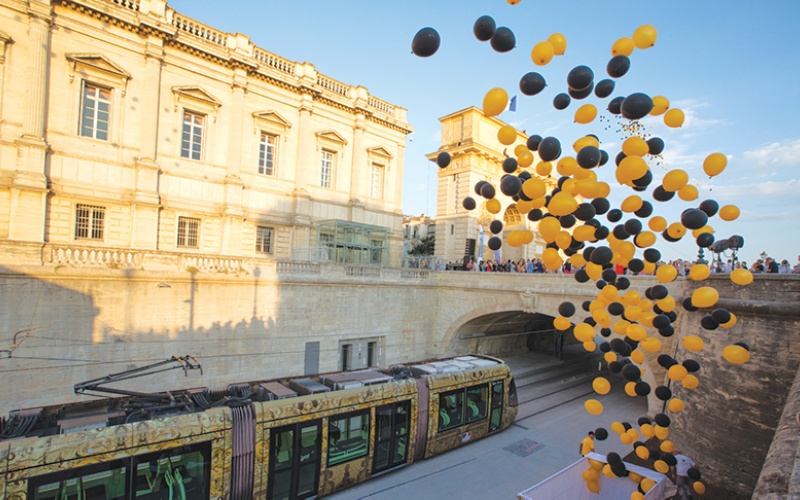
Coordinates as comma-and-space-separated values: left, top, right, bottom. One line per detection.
317, 220, 389, 266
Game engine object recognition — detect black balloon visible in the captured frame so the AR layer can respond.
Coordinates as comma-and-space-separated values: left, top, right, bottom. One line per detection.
602, 268, 618, 282
574, 269, 589, 283
502, 157, 518, 173
698, 199, 720, 217
653, 185, 676, 202
500, 175, 522, 196
558, 301, 576, 317
638, 417, 652, 426
568, 83, 594, 100
634, 201, 654, 218
475, 180, 488, 195
607, 55, 631, 78
577, 146, 602, 169
490, 27, 516, 52
599, 149, 609, 166
647, 137, 665, 155
621, 93, 654, 120
538, 137, 562, 161
609, 361, 623, 373
591, 198, 610, 215
608, 302, 624, 316
655, 385, 672, 401
567, 65, 594, 91
607, 208, 623, 223
711, 308, 732, 324
624, 219, 643, 235
462, 197, 476, 210
595, 279, 608, 290
650, 284, 669, 299
480, 183, 496, 199
701, 314, 719, 330
412, 28, 441, 57
633, 170, 653, 188
607, 96, 625, 114
616, 277, 630, 290
607, 452, 622, 467
590, 246, 614, 265
594, 79, 615, 98
657, 354, 678, 368
613, 224, 631, 240
528, 208, 543, 221
595, 427, 609, 440
683, 359, 701, 373
628, 258, 645, 273
553, 93, 571, 110
575, 203, 597, 221
487, 236, 502, 251
659, 325, 675, 337
652, 314, 671, 329
436, 151, 451, 168
473, 15, 496, 42
527, 134, 542, 151
654, 413, 671, 427
520, 72, 546, 96
643, 248, 661, 263
681, 209, 709, 230
489, 220, 503, 234
688, 468, 702, 481
560, 214, 576, 228
635, 382, 651, 396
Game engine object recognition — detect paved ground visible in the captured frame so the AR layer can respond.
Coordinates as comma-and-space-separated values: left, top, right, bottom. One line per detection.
326, 349, 648, 500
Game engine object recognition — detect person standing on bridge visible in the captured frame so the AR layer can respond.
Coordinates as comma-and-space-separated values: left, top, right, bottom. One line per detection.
579, 431, 595, 456
671, 449, 696, 499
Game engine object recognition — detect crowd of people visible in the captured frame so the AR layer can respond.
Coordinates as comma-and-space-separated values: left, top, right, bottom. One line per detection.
441, 254, 800, 276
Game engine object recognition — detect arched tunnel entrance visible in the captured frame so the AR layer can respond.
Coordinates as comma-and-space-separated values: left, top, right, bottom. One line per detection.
452, 311, 571, 359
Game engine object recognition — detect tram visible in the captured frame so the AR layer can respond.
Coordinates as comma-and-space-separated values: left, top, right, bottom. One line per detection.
0, 354, 518, 499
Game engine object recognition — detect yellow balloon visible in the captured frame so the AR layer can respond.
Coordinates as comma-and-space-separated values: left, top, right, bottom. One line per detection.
720, 312, 738, 328
667, 222, 687, 240
648, 216, 667, 232
611, 37, 635, 56
531, 41, 554, 66
583, 340, 597, 352
574, 323, 595, 342
620, 432, 633, 445
483, 87, 509, 117
530, 196, 547, 209
570, 253, 587, 267
650, 95, 670, 116
678, 184, 699, 201
682, 374, 699, 390
554, 316, 572, 330
621, 195, 644, 213
719, 204, 740, 221
548, 192, 577, 216
641, 337, 662, 353
497, 125, 517, 145
535, 161, 553, 177
660, 440, 675, 453
703, 152, 728, 177
635, 445, 650, 460
656, 295, 676, 313
589, 458, 604, 470
595, 181, 611, 198
593, 376, 611, 395
692, 225, 714, 238
625, 305, 643, 321
557, 156, 579, 176
486, 198, 501, 214
574, 104, 598, 124
693, 481, 706, 495
630, 349, 645, 364
668, 364, 688, 381
573, 224, 597, 242
514, 144, 528, 156
682, 335, 705, 353
656, 264, 678, 283
618, 156, 649, 183
723, 344, 750, 364
641, 477, 657, 493
689, 263, 711, 281
602, 464, 617, 479
548, 32, 567, 55
668, 398, 685, 413
543, 250, 563, 271
632, 492, 646, 500
584, 398, 603, 415
604, 351, 618, 363
654, 460, 669, 474
640, 423, 655, 439
731, 268, 753, 286
633, 24, 658, 49
622, 136, 650, 157
691, 286, 719, 308
627, 428, 640, 442
626, 324, 647, 342
573, 135, 600, 153
664, 108, 685, 128
555, 231, 572, 250
517, 149, 534, 168
662, 169, 689, 191
654, 425, 669, 440
624, 381, 637, 397
634, 231, 656, 248
522, 178, 547, 199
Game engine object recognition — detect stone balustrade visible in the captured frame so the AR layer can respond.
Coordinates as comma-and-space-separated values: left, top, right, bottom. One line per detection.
172, 12, 227, 46
252, 47, 295, 75
317, 75, 349, 97
110, 0, 139, 11
44, 244, 143, 268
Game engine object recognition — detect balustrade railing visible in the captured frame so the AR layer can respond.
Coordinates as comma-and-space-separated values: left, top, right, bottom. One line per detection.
317, 75, 348, 97
252, 47, 295, 75
45, 245, 142, 268
180, 255, 242, 274
345, 265, 381, 278
110, 0, 139, 11
276, 261, 320, 275
172, 13, 227, 47
368, 97, 394, 115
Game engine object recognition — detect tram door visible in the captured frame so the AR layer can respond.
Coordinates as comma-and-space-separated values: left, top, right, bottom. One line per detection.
372, 401, 410, 474
268, 420, 321, 500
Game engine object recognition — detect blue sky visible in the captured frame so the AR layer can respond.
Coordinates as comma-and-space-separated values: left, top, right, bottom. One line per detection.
169, 0, 800, 265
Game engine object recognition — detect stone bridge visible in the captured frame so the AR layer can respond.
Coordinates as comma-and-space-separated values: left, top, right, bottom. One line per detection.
0, 263, 797, 498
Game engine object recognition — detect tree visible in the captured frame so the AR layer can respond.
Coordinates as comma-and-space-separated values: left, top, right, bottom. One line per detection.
409, 234, 435, 256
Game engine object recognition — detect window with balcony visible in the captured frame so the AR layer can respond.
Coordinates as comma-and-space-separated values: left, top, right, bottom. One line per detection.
75, 204, 105, 240
256, 226, 274, 254
177, 217, 200, 249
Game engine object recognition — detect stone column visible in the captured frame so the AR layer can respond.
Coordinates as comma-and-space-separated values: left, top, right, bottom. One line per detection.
350, 113, 366, 202
131, 37, 164, 249
219, 68, 247, 255
292, 90, 315, 251
10, 2, 52, 243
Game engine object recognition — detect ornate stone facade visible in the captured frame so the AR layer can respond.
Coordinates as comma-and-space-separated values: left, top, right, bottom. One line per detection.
427, 107, 553, 265
0, 0, 412, 269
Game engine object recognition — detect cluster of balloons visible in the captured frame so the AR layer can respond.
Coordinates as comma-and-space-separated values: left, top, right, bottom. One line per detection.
414, 11, 754, 498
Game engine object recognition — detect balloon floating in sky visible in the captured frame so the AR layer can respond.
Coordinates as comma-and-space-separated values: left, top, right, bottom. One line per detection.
411, 27, 440, 57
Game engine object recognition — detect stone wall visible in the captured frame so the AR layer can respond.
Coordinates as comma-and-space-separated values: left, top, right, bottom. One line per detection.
668, 274, 800, 497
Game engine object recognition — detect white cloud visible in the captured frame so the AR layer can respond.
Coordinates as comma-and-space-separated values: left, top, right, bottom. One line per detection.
742, 139, 800, 168
704, 178, 799, 202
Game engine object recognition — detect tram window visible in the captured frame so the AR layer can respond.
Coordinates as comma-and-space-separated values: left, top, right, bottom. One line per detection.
328, 410, 370, 466
489, 381, 504, 433
465, 385, 489, 423
28, 442, 211, 500
29, 461, 127, 500
132, 443, 212, 499
438, 389, 464, 432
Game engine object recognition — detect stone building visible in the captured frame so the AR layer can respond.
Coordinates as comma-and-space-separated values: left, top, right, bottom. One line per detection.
427, 107, 552, 265
0, 0, 412, 271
